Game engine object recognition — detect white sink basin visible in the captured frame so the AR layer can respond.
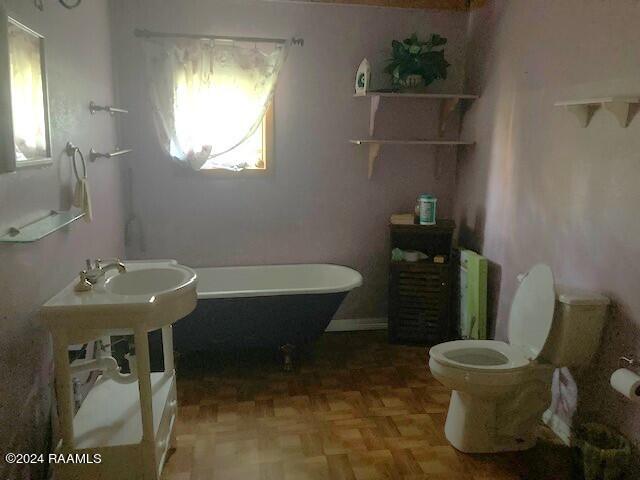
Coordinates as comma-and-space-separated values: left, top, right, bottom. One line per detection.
41, 260, 198, 340
105, 267, 189, 296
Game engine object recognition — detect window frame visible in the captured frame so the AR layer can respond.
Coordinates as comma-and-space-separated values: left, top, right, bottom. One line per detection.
199, 101, 274, 176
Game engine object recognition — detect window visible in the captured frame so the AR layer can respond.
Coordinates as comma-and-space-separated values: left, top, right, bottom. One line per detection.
153, 38, 283, 173
198, 101, 273, 173
141, 33, 288, 172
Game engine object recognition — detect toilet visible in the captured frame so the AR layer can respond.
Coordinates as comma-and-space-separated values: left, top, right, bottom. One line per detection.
428, 264, 609, 453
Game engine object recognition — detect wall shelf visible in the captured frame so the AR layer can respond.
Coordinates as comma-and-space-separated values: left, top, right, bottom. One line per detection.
352, 90, 478, 179
0, 209, 85, 243
554, 96, 639, 127
354, 92, 479, 99
350, 139, 474, 145
355, 91, 479, 136
349, 139, 474, 179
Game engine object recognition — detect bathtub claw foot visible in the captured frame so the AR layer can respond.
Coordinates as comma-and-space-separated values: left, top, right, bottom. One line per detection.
280, 344, 296, 372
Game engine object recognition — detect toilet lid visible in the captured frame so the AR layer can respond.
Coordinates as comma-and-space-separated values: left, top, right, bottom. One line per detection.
508, 264, 555, 360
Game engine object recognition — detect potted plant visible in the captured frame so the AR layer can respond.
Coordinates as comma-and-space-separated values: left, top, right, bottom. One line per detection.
384, 33, 450, 90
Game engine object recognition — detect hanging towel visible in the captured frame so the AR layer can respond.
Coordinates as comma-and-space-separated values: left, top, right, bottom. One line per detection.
70, 146, 92, 222
73, 178, 93, 222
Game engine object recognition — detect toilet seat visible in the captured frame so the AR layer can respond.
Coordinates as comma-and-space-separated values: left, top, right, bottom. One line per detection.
430, 340, 530, 373
508, 265, 555, 360
429, 264, 556, 376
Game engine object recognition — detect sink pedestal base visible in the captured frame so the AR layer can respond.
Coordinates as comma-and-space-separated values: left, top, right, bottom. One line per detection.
42, 260, 197, 480
52, 325, 178, 480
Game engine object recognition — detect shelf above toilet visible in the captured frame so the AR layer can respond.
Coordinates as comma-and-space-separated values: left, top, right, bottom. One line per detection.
554, 96, 640, 128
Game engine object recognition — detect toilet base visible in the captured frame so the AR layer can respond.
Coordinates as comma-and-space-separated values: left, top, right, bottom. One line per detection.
444, 390, 541, 453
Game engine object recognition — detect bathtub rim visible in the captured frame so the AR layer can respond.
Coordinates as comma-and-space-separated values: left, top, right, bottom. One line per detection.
194, 263, 363, 299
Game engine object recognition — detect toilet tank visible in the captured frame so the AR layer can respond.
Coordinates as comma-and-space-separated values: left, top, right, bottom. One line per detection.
540, 287, 610, 367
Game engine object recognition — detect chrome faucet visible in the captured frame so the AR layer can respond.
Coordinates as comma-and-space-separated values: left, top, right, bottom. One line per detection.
84, 258, 127, 284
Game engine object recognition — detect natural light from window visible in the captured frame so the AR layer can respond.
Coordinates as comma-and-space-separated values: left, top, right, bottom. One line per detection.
199, 118, 266, 171
162, 39, 280, 172
173, 81, 268, 171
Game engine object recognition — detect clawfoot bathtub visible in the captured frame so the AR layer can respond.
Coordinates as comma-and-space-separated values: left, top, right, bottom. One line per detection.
167, 264, 362, 367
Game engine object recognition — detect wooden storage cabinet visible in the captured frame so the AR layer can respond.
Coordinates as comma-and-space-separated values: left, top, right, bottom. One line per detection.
389, 262, 451, 343
388, 221, 455, 344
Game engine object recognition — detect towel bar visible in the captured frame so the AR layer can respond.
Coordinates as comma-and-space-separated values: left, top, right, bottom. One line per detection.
89, 101, 129, 115
90, 148, 133, 162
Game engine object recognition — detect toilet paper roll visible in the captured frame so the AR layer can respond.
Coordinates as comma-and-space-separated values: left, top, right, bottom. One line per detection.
610, 368, 640, 402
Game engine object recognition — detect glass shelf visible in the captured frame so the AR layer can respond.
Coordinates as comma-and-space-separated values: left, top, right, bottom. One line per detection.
354, 91, 479, 99
0, 209, 85, 243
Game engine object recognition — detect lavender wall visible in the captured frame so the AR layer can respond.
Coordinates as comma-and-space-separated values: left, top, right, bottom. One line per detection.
110, 0, 468, 320
456, 0, 640, 447
0, 1, 125, 478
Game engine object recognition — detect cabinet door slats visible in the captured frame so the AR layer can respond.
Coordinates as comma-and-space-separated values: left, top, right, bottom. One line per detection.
389, 262, 451, 344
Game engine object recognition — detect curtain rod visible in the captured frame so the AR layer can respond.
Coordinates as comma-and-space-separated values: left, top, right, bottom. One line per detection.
134, 28, 304, 46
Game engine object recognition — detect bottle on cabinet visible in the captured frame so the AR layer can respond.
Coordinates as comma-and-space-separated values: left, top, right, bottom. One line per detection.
418, 194, 437, 225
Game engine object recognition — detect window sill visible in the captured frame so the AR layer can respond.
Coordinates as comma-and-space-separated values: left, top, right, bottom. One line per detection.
196, 168, 270, 177
16, 156, 53, 169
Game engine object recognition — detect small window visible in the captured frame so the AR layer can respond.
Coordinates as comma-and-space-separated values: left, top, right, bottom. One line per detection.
199, 102, 273, 173
168, 39, 278, 174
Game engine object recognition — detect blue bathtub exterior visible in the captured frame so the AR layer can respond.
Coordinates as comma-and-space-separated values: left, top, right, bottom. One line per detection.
171, 291, 348, 353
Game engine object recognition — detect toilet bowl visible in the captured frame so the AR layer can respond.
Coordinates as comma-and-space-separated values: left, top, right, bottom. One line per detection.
430, 340, 532, 397
429, 264, 609, 453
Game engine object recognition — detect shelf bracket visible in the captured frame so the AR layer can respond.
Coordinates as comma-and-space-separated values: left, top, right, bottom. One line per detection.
368, 143, 381, 179
603, 100, 632, 127
565, 104, 597, 128
555, 97, 639, 127
369, 95, 381, 136
439, 98, 461, 137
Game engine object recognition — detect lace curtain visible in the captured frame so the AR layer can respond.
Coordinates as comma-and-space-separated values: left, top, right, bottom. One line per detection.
142, 37, 289, 171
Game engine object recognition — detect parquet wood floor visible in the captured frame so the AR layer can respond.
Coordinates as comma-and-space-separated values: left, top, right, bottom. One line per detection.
162, 331, 572, 479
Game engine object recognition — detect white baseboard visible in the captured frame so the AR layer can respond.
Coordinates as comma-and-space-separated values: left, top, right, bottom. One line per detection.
542, 408, 572, 446
326, 317, 388, 332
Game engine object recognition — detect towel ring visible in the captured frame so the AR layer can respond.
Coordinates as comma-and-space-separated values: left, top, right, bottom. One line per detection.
59, 0, 82, 8
66, 142, 87, 181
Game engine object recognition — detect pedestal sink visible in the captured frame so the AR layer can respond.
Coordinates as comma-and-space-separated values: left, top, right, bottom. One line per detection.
42, 259, 197, 336
41, 259, 197, 480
